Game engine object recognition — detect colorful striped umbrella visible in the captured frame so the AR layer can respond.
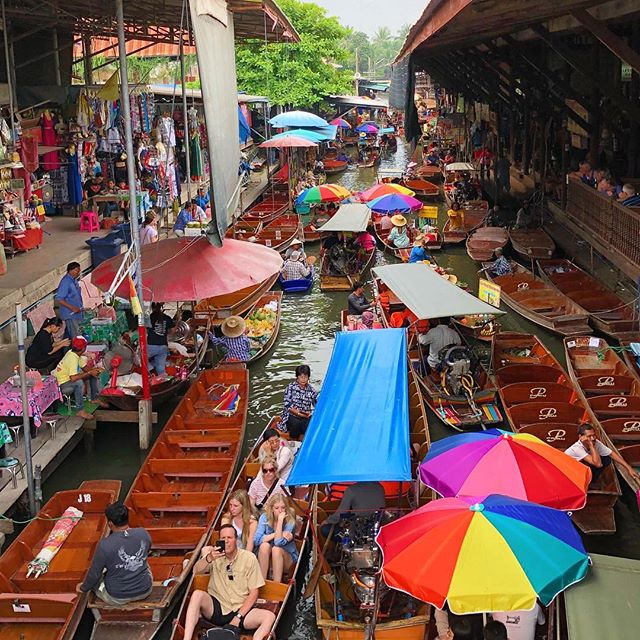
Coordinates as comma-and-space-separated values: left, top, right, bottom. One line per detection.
377, 495, 589, 614
356, 123, 378, 133
295, 184, 350, 205
366, 193, 423, 213
361, 183, 415, 201
330, 118, 352, 129
420, 429, 591, 510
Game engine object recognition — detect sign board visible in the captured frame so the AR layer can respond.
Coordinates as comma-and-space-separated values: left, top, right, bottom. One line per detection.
479, 278, 501, 308
419, 205, 439, 221
10, 178, 25, 190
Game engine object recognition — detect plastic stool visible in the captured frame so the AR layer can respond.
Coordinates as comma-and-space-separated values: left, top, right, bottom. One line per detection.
43, 414, 66, 440
8, 425, 21, 448
0, 459, 25, 488
80, 211, 100, 232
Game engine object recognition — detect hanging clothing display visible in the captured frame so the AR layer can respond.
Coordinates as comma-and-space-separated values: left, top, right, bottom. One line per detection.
41, 112, 60, 170
67, 149, 83, 205
190, 131, 203, 180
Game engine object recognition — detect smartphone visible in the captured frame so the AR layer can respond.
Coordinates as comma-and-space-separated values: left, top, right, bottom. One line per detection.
215, 539, 226, 552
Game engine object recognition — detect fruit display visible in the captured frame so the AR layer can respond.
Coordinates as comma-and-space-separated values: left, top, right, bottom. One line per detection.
245, 300, 279, 348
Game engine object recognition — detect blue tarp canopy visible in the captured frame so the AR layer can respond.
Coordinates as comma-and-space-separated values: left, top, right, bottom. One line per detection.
238, 106, 251, 144
286, 329, 411, 486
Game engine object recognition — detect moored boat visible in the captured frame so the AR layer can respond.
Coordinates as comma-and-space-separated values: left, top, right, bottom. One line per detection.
0, 480, 121, 640
323, 158, 349, 174
443, 202, 488, 244
465, 226, 508, 261
537, 258, 640, 339
279, 264, 314, 294
508, 227, 555, 260
245, 291, 283, 363
401, 178, 439, 198
245, 214, 303, 252
492, 331, 621, 534
481, 261, 592, 336
619, 338, 640, 382
87, 366, 249, 640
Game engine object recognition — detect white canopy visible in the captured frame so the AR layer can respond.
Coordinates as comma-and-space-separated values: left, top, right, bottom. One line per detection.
373, 263, 505, 320
317, 203, 371, 233
445, 162, 477, 173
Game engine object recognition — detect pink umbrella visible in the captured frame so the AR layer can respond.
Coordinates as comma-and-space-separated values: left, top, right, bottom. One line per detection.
260, 135, 318, 148
330, 117, 351, 129
91, 237, 283, 302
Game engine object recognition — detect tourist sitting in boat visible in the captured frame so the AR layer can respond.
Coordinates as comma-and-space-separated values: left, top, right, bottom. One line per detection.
79, 501, 153, 606
488, 248, 512, 276
572, 161, 596, 187
283, 237, 306, 261
443, 150, 456, 164
222, 489, 259, 552
336, 151, 349, 163
248, 455, 286, 509
147, 302, 175, 378
425, 150, 440, 166
564, 424, 640, 484
418, 317, 462, 371
26, 317, 69, 372
379, 213, 394, 232
281, 251, 311, 281
408, 235, 433, 263
347, 281, 374, 316
173, 200, 207, 236
258, 427, 296, 482
619, 183, 640, 206
360, 310, 381, 330
485, 205, 501, 227
447, 202, 465, 231
254, 494, 299, 583
388, 214, 411, 248
281, 364, 318, 439
209, 316, 252, 362
53, 336, 106, 420
182, 524, 274, 640
320, 481, 385, 538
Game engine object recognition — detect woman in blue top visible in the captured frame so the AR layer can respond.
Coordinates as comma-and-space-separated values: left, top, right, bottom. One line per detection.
254, 493, 298, 582
408, 236, 433, 264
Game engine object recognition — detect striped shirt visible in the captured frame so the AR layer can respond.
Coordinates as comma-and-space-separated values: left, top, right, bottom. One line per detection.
622, 194, 640, 207
281, 381, 318, 426
208, 334, 251, 361
281, 260, 311, 281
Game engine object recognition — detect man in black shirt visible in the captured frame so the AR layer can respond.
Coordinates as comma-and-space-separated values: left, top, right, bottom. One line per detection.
347, 281, 373, 316
26, 318, 69, 371
147, 303, 175, 377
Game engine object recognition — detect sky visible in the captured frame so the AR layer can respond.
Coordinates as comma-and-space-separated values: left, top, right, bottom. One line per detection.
310, 0, 426, 36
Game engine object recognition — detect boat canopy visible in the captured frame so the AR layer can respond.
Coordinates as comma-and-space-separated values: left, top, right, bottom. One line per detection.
286, 329, 411, 486
316, 203, 371, 233
565, 554, 640, 639
445, 162, 477, 172
373, 263, 505, 320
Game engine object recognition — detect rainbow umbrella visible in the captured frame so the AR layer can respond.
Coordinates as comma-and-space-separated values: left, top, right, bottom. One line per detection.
361, 183, 415, 201
295, 184, 350, 206
330, 117, 352, 129
420, 429, 591, 510
356, 123, 378, 133
377, 495, 589, 614
366, 193, 423, 213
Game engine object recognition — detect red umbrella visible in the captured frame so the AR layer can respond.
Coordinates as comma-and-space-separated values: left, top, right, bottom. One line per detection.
91, 237, 283, 302
260, 135, 318, 148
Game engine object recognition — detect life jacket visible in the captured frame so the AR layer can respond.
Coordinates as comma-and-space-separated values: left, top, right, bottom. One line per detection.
326, 482, 353, 500
380, 481, 411, 498
378, 291, 390, 312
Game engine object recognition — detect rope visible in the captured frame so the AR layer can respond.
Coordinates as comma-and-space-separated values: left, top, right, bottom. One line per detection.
0, 513, 85, 525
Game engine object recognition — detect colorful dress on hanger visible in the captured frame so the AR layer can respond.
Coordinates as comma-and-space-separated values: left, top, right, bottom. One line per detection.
67, 150, 83, 205
190, 132, 203, 180
41, 113, 60, 170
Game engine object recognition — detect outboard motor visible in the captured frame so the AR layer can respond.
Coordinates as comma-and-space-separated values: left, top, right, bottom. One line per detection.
437, 345, 473, 396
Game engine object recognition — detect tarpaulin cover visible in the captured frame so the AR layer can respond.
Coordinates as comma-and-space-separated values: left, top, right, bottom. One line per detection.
373, 263, 505, 320
238, 106, 251, 143
316, 203, 371, 233
286, 329, 411, 486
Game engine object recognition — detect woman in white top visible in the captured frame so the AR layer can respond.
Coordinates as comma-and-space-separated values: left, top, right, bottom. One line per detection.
220, 489, 258, 552
140, 212, 158, 245
248, 455, 286, 509
258, 427, 294, 482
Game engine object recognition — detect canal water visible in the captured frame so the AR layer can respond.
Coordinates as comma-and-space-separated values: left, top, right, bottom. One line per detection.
38, 141, 640, 639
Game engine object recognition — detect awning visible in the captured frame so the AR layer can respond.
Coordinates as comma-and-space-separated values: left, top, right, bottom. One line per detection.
286, 329, 411, 486
149, 84, 269, 104
329, 95, 389, 109
373, 263, 505, 320
565, 554, 640, 639
316, 203, 371, 233
445, 162, 477, 172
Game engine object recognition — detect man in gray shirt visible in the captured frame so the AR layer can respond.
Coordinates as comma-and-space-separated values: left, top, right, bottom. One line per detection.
79, 502, 153, 606
321, 482, 386, 537
418, 317, 461, 369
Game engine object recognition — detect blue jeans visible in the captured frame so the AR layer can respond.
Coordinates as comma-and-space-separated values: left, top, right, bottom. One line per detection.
63, 316, 82, 340
147, 344, 169, 376
60, 378, 98, 408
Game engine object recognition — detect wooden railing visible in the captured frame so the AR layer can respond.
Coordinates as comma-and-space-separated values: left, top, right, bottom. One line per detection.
564, 178, 640, 280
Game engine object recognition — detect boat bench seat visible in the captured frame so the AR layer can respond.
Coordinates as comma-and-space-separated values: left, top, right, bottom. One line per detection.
175, 441, 233, 450
89, 586, 167, 610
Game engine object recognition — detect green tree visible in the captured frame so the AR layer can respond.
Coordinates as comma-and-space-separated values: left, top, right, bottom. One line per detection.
235, 0, 352, 108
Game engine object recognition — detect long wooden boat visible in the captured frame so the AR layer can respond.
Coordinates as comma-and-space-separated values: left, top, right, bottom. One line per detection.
373, 220, 417, 259
465, 226, 508, 261
245, 291, 283, 364
245, 214, 302, 252
194, 273, 279, 326
0, 480, 121, 640
319, 246, 376, 292
170, 416, 310, 640
324, 158, 349, 174
225, 219, 262, 239
279, 264, 314, 294
482, 261, 592, 336
508, 227, 555, 260
537, 259, 640, 339
88, 367, 249, 640
443, 202, 488, 244
492, 332, 621, 534
241, 199, 288, 225
415, 164, 441, 179
401, 178, 439, 197
564, 336, 640, 493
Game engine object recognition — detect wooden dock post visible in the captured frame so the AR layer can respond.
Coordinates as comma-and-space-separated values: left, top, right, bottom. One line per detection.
139, 399, 153, 449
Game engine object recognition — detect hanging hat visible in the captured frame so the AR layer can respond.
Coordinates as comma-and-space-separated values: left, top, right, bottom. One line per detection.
391, 214, 407, 227
221, 316, 246, 338
290, 238, 303, 246
290, 250, 301, 261
72, 336, 88, 351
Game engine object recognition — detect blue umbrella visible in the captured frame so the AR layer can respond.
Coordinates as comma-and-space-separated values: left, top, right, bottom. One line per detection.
356, 123, 378, 133
377, 127, 395, 134
271, 128, 329, 142
270, 110, 329, 128
366, 193, 423, 213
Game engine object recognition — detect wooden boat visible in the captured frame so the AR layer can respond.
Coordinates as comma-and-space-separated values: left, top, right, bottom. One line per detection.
244, 214, 302, 252
564, 336, 640, 493
320, 246, 376, 291
245, 291, 283, 364
465, 226, 508, 261
374, 220, 417, 259
537, 259, 640, 339
443, 202, 488, 244
492, 332, 621, 534
225, 219, 262, 239
482, 261, 592, 336
170, 417, 310, 640
451, 314, 499, 342
415, 164, 441, 179
508, 227, 555, 260
279, 264, 314, 294
323, 158, 349, 174
0, 480, 120, 640
241, 198, 288, 225
619, 338, 640, 382
401, 178, 439, 197
88, 367, 248, 640
194, 273, 279, 326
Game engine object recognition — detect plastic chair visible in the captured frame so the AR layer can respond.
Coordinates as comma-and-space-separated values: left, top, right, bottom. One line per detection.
79, 211, 100, 232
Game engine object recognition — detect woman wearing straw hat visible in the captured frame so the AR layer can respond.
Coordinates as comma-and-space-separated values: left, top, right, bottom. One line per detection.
387, 214, 411, 248
283, 237, 307, 261
408, 234, 432, 264
208, 316, 252, 362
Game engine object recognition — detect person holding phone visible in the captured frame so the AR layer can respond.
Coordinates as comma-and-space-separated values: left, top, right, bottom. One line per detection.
182, 524, 275, 640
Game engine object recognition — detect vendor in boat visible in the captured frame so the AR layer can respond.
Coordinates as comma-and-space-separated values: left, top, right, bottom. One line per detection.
446, 202, 465, 231
182, 524, 275, 640
418, 317, 462, 371
347, 281, 374, 316
388, 214, 411, 248
209, 316, 252, 362
147, 302, 175, 378
322, 231, 340, 251
281, 364, 318, 439
408, 235, 433, 264
222, 489, 259, 552
425, 150, 441, 166
487, 248, 512, 276
283, 237, 306, 261
78, 502, 153, 606
173, 200, 207, 237
258, 427, 296, 482
254, 494, 299, 583
26, 317, 70, 372
281, 250, 312, 281
564, 424, 640, 484
320, 481, 385, 538
353, 227, 376, 253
